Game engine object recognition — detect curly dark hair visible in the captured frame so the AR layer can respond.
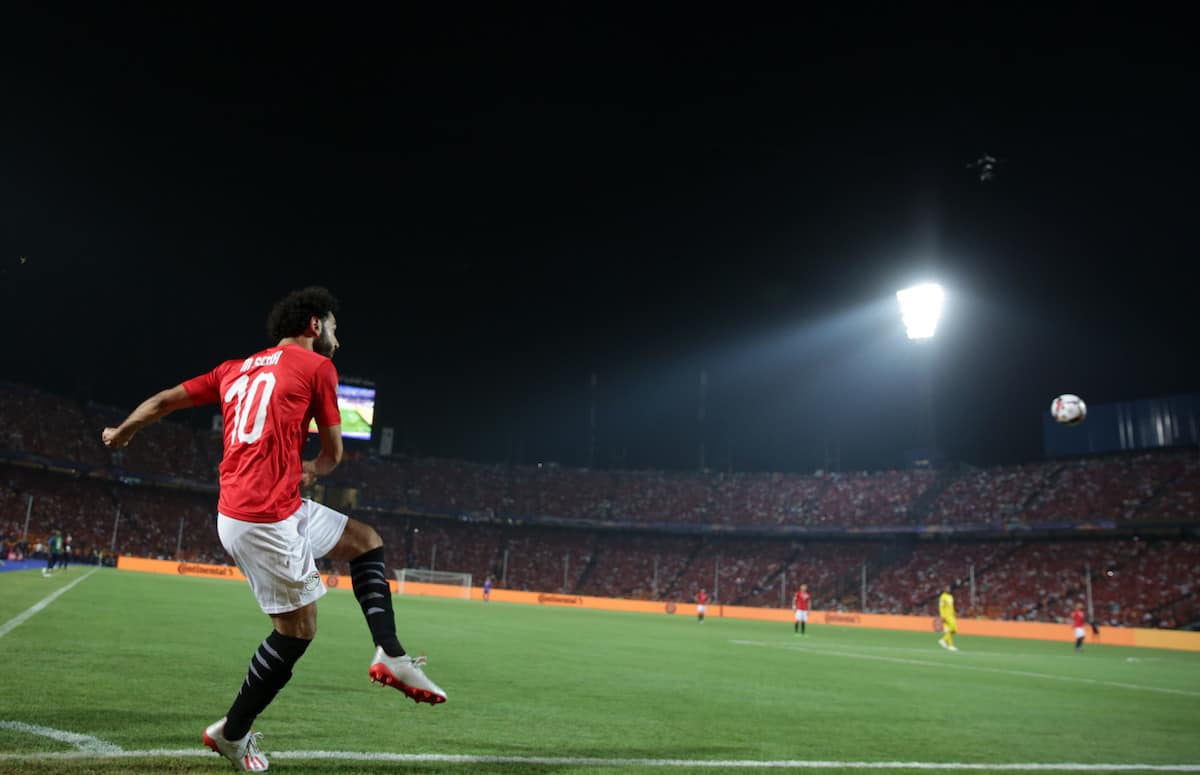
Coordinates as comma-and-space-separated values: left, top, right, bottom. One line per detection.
266, 286, 340, 341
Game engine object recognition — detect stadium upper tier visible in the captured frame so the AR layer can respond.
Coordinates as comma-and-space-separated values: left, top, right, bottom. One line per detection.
2, 380, 1198, 530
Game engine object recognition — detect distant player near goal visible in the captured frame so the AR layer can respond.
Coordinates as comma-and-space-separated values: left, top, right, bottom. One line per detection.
102, 287, 446, 773
793, 584, 811, 636
937, 586, 959, 651
696, 589, 709, 623
1072, 602, 1087, 652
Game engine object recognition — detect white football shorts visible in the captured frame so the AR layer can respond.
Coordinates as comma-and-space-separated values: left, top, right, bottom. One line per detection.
1074, 626, 1086, 639
697, 604, 707, 615
795, 609, 809, 622
217, 499, 349, 615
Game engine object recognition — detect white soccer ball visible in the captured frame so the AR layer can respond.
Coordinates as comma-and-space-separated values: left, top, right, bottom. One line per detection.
1051, 394, 1087, 426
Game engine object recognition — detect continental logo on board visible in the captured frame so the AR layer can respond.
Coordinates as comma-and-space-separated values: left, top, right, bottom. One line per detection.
537, 593, 583, 606
825, 612, 861, 625
178, 563, 236, 577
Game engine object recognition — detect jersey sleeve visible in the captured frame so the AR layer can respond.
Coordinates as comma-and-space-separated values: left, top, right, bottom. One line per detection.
311, 359, 341, 428
181, 364, 225, 406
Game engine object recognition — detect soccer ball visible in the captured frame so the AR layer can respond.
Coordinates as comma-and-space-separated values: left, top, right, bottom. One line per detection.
1051, 394, 1087, 426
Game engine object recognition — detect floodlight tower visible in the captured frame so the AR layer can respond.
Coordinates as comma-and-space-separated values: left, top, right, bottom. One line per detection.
896, 283, 944, 461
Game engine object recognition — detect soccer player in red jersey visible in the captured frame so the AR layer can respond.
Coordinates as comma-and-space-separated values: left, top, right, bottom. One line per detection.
696, 588, 709, 623
1072, 602, 1088, 652
102, 287, 445, 772
793, 583, 811, 636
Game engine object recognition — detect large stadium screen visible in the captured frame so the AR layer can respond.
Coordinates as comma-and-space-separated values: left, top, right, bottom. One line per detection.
308, 383, 375, 440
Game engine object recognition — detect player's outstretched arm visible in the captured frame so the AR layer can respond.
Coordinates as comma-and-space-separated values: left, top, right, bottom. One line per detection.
101, 385, 195, 449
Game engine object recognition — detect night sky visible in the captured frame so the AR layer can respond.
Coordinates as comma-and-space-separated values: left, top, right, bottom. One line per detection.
4, 7, 1197, 473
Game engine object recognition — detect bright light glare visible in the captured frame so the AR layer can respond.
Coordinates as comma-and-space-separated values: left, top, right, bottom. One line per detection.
896, 283, 945, 340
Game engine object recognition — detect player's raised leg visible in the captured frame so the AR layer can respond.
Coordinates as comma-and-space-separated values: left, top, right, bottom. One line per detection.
324, 513, 446, 704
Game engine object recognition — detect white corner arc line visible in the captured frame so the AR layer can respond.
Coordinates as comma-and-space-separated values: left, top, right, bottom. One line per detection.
729, 640, 1200, 698
0, 568, 100, 641
0, 749, 1196, 770
0, 721, 122, 753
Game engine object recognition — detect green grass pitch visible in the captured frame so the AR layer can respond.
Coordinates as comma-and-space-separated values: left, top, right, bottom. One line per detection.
1, 568, 1198, 774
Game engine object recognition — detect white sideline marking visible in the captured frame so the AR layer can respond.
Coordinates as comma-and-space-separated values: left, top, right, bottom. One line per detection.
0, 726, 1193, 771
0, 721, 122, 753
0, 568, 99, 640
731, 640, 1200, 698
0, 749, 1196, 770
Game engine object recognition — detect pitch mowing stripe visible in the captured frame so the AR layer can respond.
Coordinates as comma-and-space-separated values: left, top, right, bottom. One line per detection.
0, 568, 99, 640
0, 750, 1196, 770
731, 639, 1200, 698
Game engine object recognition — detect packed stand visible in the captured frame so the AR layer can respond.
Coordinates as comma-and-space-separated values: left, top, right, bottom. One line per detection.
0, 382, 108, 467
1025, 452, 1189, 523
501, 526, 596, 593
337, 458, 948, 529
114, 487, 226, 562
868, 542, 1018, 616
1142, 453, 1200, 522
1, 466, 118, 564
706, 472, 824, 526
1087, 540, 1200, 628
811, 469, 937, 527
775, 542, 883, 611
84, 403, 216, 482
577, 533, 701, 600
924, 462, 1057, 525
971, 540, 1143, 623
664, 538, 796, 605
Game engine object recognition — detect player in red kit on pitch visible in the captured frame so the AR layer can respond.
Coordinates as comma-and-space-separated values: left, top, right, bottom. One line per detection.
696, 589, 709, 623
1072, 602, 1088, 652
102, 287, 445, 772
793, 584, 811, 636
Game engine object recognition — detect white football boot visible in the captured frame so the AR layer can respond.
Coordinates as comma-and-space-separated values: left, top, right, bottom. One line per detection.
203, 717, 269, 772
368, 646, 447, 704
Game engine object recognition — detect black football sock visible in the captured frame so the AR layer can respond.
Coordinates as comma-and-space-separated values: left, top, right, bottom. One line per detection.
1075, 637, 1083, 649
224, 631, 310, 741
801, 621, 806, 635
351, 547, 405, 657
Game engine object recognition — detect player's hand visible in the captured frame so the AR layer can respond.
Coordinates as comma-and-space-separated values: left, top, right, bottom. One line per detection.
102, 427, 131, 449
301, 460, 318, 488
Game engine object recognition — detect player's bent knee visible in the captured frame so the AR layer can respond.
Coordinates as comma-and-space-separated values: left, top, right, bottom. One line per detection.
347, 519, 382, 553
272, 604, 318, 640
325, 518, 383, 561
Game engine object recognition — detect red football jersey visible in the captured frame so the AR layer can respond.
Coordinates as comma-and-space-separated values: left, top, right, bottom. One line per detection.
1072, 610, 1086, 628
696, 590, 709, 605
794, 590, 811, 611
182, 344, 340, 522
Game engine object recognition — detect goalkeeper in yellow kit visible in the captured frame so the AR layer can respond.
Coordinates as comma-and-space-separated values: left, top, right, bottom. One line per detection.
938, 586, 959, 651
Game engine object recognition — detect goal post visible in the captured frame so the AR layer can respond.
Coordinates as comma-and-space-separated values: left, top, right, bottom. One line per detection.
395, 568, 472, 599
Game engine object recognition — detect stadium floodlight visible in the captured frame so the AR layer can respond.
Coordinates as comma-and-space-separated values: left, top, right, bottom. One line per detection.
896, 283, 945, 340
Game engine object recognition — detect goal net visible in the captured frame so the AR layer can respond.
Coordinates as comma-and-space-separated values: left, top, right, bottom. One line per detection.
395, 568, 472, 599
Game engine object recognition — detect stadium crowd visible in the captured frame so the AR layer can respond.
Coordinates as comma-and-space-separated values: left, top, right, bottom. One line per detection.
2, 381, 1197, 628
